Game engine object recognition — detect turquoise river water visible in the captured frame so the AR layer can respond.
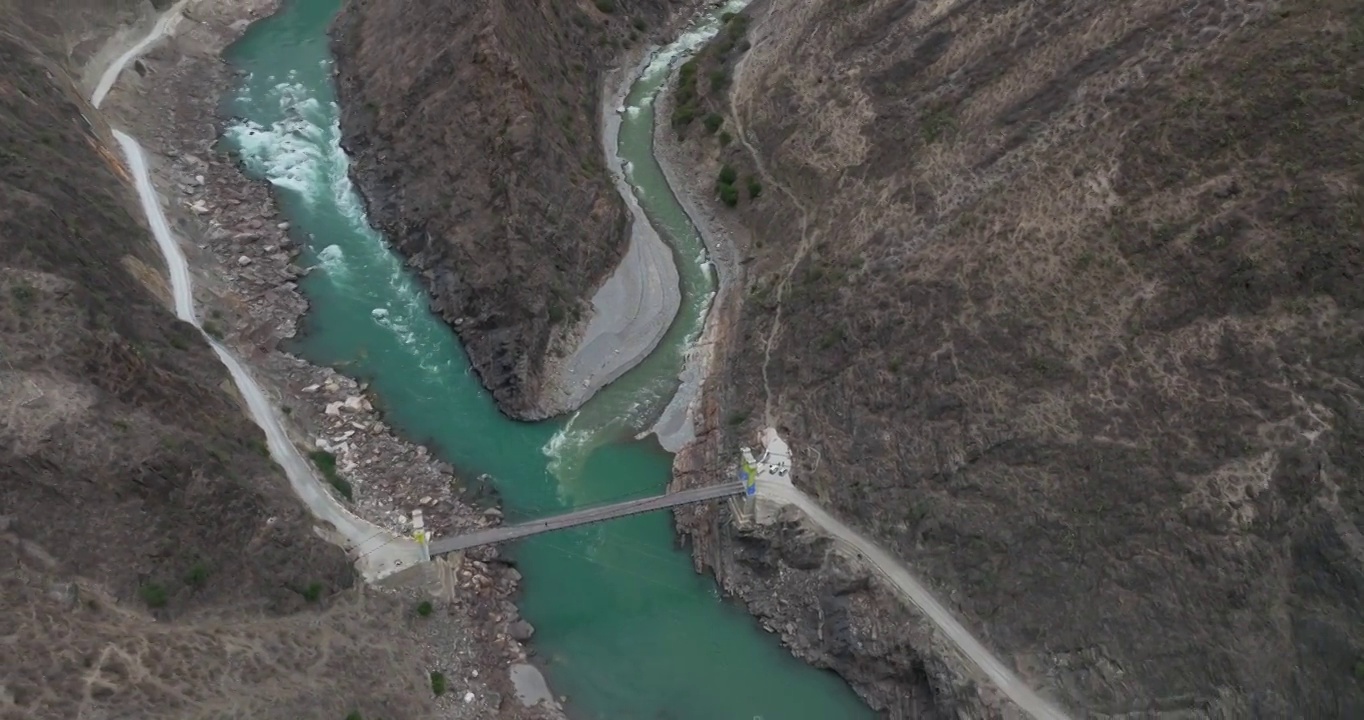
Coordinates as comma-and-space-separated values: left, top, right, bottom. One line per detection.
222, 1, 872, 718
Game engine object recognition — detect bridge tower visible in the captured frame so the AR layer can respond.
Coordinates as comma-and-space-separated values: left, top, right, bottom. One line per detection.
411, 509, 431, 563
737, 448, 758, 522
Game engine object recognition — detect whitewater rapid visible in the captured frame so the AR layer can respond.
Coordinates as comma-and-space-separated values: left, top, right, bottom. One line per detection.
225, 77, 448, 372
539, 0, 748, 476
95, 8, 419, 581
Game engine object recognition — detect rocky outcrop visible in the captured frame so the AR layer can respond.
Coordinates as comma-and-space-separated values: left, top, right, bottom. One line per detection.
0, 8, 440, 718
674, 0, 1364, 716
330, 0, 686, 419
1, 2, 566, 718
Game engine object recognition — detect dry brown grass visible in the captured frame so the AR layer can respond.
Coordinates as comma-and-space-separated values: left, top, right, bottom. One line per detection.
0, 14, 445, 720
331, 0, 682, 418
2, 557, 432, 720
702, 0, 1364, 714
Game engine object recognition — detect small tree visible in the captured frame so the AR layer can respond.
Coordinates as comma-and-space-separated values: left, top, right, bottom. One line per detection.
140, 583, 168, 608
709, 69, 728, 92
703, 113, 723, 134
672, 103, 697, 128
430, 671, 447, 697
717, 184, 739, 207
185, 563, 209, 588
310, 450, 353, 500
417, 600, 434, 617
302, 582, 324, 602
747, 178, 763, 199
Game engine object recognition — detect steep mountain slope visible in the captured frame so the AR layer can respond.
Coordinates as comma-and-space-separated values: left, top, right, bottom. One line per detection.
330, 0, 685, 418
678, 0, 1364, 715
0, 11, 436, 719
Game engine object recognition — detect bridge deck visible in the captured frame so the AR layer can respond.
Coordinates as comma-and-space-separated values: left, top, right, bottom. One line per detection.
428, 482, 745, 554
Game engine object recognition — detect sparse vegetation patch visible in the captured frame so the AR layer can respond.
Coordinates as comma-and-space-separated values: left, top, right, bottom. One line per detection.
185, 563, 210, 588
309, 449, 354, 500
139, 583, 168, 608
430, 670, 447, 697
301, 582, 324, 602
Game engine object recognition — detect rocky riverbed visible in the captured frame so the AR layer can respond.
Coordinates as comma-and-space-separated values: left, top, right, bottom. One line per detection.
92, 0, 563, 717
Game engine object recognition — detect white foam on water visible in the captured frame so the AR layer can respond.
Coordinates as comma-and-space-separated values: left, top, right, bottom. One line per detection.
542, 0, 752, 476
543, 412, 587, 480
226, 82, 452, 371
316, 243, 346, 274
641, 0, 748, 81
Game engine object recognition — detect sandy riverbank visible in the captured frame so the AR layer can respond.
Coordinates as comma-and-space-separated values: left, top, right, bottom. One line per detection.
87, 1, 562, 717
539, 52, 683, 417
646, 52, 750, 453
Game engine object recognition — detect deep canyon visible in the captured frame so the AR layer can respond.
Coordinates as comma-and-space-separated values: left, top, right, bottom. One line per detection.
333, 0, 1364, 716
7, 0, 1364, 718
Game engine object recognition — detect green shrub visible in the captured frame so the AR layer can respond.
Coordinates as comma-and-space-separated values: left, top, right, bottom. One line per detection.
302, 582, 324, 602
417, 600, 434, 617
594, 0, 615, 12
747, 178, 763, 198
717, 183, 739, 207
703, 113, 723, 134
430, 671, 447, 697
202, 320, 224, 339
11, 283, 36, 304
310, 450, 336, 476
709, 69, 728, 92
718, 165, 738, 185
718, 131, 732, 146
633, 18, 647, 31
185, 563, 209, 588
920, 106, 957, 143
139, 583, 168, 608
331, 477, 353, 500
672, 103, 697, 128
345, 712, 363, 720
309, 450, 353, 500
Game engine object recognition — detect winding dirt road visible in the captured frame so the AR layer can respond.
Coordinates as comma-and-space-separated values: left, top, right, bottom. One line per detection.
92, 1, 420, 581
754, 430, 1071, 720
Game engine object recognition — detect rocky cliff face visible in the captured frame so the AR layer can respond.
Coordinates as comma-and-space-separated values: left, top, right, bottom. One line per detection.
677, 0, 1364, 715
331, 0, 685, 419
0, 5, 439, 718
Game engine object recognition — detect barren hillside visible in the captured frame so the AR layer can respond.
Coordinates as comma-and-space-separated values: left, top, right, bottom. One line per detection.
0, 9, 436, 719
331, 0, 688, 419
679, 0, 1364, 715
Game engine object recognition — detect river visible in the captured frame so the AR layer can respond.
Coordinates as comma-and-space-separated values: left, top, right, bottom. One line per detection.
220, 1, 873, 718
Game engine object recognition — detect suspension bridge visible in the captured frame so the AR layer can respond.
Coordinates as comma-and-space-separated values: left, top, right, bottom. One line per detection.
426, 481, 746, 555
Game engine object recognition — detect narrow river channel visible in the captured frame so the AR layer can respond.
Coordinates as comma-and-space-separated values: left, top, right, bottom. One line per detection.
221, 1, 873, 717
